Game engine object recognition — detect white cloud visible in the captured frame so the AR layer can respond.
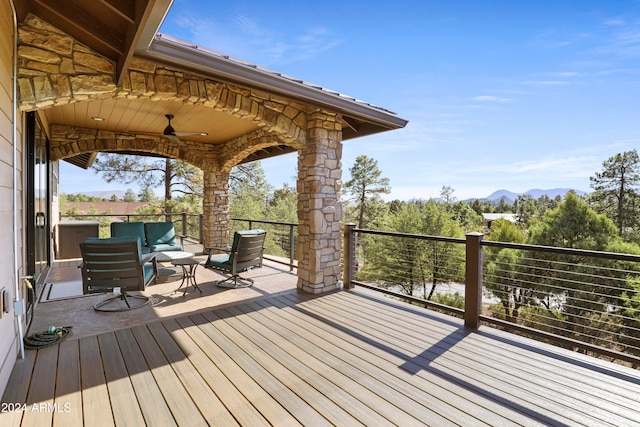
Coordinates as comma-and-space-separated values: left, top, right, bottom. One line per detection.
524, 80, 572, 86
603, 18, 625, 26
169, 12, 341, 66
470, 96, 510, 103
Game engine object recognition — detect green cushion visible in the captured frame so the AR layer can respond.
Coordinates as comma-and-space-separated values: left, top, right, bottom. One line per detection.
144, 222, 176, 246
146, 222, 183, 252
143, 263, 155, 284
111, 222, 151, 253
207, 254, 232, 270
149, 242, 183, 252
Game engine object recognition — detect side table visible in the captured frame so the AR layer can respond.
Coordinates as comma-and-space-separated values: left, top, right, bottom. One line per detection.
171, 257, 203, 296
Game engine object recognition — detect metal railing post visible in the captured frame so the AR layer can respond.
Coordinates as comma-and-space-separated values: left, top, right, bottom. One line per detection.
199, 214, 204, 244
289, 225, 295, 271
182, 212, 187, 237
465, 232, 484, 329
343, 223, 356, 289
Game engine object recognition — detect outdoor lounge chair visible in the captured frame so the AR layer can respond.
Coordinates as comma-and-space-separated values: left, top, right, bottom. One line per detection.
110, 221, 185, 252
80, 236, 158, 311
205, 229, 266, 288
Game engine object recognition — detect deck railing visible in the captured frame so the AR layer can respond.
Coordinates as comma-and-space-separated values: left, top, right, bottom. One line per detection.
60, 213, 298, 271
344, 224, 640, 366
59, 213, 640, 365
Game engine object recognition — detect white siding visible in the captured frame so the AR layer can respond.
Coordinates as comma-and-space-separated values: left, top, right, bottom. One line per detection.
0, 0, 23, 398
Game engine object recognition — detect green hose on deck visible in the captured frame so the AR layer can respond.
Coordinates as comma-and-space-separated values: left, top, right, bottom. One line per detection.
23, 326, 73, 350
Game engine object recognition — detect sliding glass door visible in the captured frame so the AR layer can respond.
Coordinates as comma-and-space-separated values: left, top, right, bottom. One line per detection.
25, 112, 50, 322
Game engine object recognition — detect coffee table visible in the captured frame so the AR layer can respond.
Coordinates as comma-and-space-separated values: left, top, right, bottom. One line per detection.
171, 257, 202, 296
154, 251, 194, 262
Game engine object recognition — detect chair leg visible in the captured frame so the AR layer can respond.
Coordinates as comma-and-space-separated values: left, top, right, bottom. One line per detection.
93, 292, 150, 312
215, 274, 254, 288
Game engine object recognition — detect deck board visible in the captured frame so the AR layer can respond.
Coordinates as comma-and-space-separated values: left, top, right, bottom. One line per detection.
200, 309, 335, 426
272, 293, 533, 426
320, 291, 638, 426
145, 321, 239, 426
177, 314, 301, 426
21, 345, 57, 427
0, 347, 36, 427
113, 328, 177, 426
129, 325, 208, 427
53, 340, 82, 427
250, 296, 492, 426
307, 291, 612, 426
79, 336, 115, 427
165, 317, 271, 427
98, 333, 146, 426
226, 302, 450, 426
3, 286, 640, 426
221, 304, 393, 426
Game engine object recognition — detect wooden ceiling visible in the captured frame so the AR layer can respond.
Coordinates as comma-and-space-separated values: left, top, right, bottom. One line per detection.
43, 98, 261, 144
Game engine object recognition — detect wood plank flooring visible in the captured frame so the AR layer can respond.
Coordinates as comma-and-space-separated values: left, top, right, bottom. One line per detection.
2, 288, 640, 426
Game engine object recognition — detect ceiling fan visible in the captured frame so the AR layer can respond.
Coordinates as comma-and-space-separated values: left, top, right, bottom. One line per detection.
162, 114, 207, 143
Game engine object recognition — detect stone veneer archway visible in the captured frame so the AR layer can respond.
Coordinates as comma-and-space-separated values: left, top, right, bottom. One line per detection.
19, 14, 344, 293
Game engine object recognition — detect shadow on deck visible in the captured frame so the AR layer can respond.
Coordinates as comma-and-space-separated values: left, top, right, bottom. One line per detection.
2, 249, 640, 426
29, 245, 298, 340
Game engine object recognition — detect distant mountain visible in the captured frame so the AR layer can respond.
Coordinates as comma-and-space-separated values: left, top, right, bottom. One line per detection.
77, 190, 126, 199
479, 188, 586, 203
523, 188, 585, 199
484, 189, 520, 202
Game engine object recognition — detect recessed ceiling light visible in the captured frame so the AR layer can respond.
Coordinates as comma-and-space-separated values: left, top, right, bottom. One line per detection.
199, 132, 208, 136
91, 116, 105, 121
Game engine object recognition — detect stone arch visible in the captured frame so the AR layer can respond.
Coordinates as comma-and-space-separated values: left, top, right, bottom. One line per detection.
219, 129, 302, 173
50, 125, 221, 170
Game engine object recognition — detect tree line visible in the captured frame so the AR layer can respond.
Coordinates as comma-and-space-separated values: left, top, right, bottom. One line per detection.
343, 152, 640, 361
67, 149, 640, 359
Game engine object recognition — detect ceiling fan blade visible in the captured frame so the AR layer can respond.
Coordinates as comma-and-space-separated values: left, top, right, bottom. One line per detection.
175, 131, 206, 136
161, 114, 206, 142
164, 134, 181, 143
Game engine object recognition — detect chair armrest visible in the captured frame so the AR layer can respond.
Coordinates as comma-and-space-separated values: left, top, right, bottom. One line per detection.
141, 252, 158, 277
205, 246, 231, 264
205, 246, 231, 254
141, 253, 157, 264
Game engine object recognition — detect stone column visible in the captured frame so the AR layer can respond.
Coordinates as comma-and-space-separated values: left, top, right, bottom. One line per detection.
296, 109, 343, 293
203, 169, 230, 250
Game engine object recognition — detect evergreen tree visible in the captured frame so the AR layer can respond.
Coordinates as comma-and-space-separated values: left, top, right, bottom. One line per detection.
590, 150, 640, 238
123, 188, 137, 202
138, 187, 156, 202
91, 154, 203, 215
361, 200, 464, 301
229, 162, 271, 220
343, 155, 390, 229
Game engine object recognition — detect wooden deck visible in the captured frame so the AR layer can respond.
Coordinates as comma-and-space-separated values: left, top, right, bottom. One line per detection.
2, 288, 640, 426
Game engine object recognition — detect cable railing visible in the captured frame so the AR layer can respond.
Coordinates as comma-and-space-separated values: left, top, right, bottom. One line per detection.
346, 225, 640, 366
230, 218, 297, 271
347, 227, 468, 317
482, 240, 640, 363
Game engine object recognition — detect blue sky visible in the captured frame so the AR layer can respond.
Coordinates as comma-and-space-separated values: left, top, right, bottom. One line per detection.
61, 0, 640, 200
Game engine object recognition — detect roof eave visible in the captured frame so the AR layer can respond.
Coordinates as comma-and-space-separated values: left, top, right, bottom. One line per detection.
118, 0, 175, 86
137, 36, 408, 136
